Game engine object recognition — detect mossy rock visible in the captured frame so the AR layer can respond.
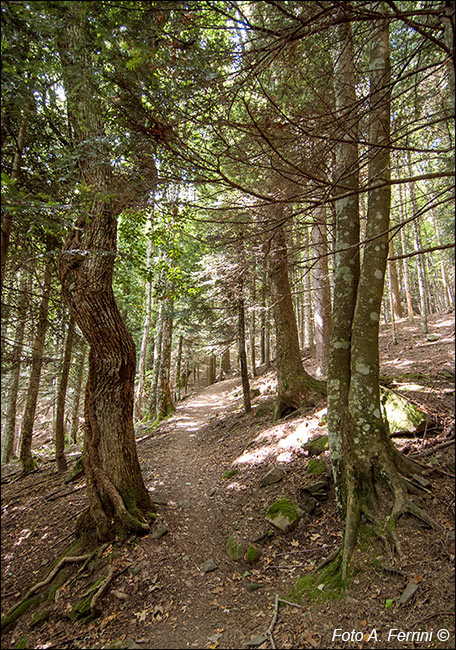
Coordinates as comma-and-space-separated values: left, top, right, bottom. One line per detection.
65, 455, 84, 483
307, 458, 326, 475
255, 402, 273, 418
302, 435, 328, 456
221, 469, 238, 480
265, 497, 301, 533
245, 545, 260, 565
380, 386, 429, 433
226, 534, 245, 561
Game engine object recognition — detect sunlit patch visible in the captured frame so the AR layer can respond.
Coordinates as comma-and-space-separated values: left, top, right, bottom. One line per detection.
226, 481, 247, 491
14, 529, 32, 546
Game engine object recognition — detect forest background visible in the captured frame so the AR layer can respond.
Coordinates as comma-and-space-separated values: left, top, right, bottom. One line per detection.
0, 0, 455, 644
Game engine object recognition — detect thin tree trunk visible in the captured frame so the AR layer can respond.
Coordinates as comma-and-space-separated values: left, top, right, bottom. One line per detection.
250, 264, 257, 377
1, 272, 29, 464
388, 238, 403, 319
54, 314, 75, 472
311, 206, 332, 377
269, 216, 324, 420
207, 353, 216, 385
135, 202, 156, 420
70, 347, 87, 444
398, 182, 415, 322
175, 333, 183, 401
238, 293, 251, 413
156, 291, 174, 419
20, 256, 53, 473
302, 225, 313, 349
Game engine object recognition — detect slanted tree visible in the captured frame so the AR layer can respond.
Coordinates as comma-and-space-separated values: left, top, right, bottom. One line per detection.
57, 3, 154, 542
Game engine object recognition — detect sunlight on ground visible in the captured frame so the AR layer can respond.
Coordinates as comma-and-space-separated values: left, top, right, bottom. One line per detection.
234, 407, 328, 467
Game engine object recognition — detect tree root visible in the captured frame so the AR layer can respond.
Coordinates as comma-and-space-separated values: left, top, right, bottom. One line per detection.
90, 564, 114, 616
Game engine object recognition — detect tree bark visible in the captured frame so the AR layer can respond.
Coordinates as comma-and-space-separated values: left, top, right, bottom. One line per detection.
54, 314, 75, 472
156, 289, 175, 419
58, 4, 153, 542
269, 216, 324, 420
311, 206, 332, 377
20, 256, 53, 473
388, 238, 403, 319
238, 293, 251, 413
70, 346, 87, 444
135, 204, 156, 420
328, 8, 425, 582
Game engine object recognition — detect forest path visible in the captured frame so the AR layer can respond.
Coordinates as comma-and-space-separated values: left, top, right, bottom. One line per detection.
134, 375, 273, 649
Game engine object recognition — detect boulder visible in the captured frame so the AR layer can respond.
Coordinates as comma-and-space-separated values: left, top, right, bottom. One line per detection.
265, 497, 302, 533
226, 534, 245, 561
259, 467, 284, 487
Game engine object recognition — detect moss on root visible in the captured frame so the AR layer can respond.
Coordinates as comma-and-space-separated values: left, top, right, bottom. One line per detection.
1, 597, 40, 632
287, 555, 351, 604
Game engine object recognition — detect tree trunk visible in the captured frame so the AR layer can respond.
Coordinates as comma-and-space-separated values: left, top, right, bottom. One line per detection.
250, 266, 257, 377
1, 272, 29, 464
221, 348, 231, 375
388, 238, 403, 319
398, 183, 415, 322
328, 9, 425, 582
58, 4, 153, 542
175, 333, 183, 401
302, 225, 313, 349
148, 299, 164, 418
156, 291, 175, 419
20, 257, 53, 473
269, 216, 324, 420
207, 354, 216, 385
311, 206, 332, 377
238, 293, 251, 414
54, 314, 75, 472
70, 347, 87, 444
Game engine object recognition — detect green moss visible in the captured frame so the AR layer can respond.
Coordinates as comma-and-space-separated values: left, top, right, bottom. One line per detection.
307, 458, 326, 475
221, 469, 238, 480
15, 638, 28, 649
245, 546, 260, 564
302, 435, 328, 455
380, 386, 428, 432
30, 609, 50, 628
226, 535, 244, 561
287, 556, 350, 604
71, 577, 103, 619
266, 497, 298, 523
1, 597, 40, 632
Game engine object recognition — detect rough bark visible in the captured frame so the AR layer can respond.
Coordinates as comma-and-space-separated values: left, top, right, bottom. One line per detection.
269, 216, 324, 420
54, 314, 75, 472
311, 207, 332, 377
58, 4, 153, 542
207, 354, 217, 385
70, 347, 87, 444
328, 8, 427, 583
20, 257, 53, 473
175, 333, 184, 401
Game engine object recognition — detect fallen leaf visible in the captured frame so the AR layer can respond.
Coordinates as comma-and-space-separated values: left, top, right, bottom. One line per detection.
291, 539, 299, 547
413, 574, 422, 584
360, 619, 367, 627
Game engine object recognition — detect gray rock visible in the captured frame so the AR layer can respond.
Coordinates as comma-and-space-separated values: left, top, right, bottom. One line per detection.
259, 467, 284, 487
246, 635, 268, 647
399, 580, 419, 605
201, 559, 218, 573
150, 524, 168, 539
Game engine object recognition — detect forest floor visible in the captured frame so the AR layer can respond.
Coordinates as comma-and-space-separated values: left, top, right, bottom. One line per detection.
1, 313, 455, 650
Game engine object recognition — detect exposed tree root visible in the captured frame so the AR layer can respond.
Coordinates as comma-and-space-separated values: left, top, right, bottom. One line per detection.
90, 564, 114, 616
